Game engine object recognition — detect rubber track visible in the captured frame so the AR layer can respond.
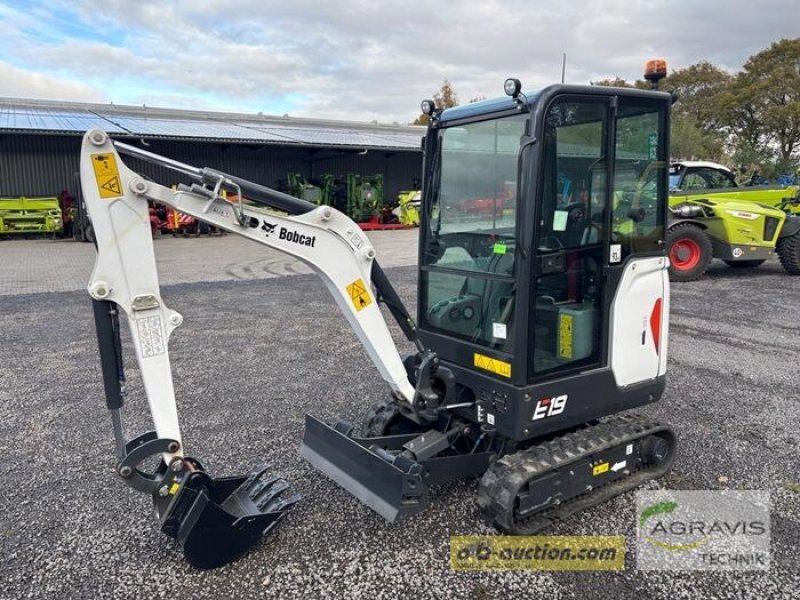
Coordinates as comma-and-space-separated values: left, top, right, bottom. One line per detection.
477, 414, 675, 534
362, 401, 399, 436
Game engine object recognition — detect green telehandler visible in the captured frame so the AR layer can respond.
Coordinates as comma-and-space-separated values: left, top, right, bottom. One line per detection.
664, 161, 800, 281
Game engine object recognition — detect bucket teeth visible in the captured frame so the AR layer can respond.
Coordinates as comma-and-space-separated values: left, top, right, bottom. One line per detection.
227, 464, 272, 501
248, 475, 281, 500
253, 480, 290, 509
242, 464, 272, 488
260, 492, 302, 514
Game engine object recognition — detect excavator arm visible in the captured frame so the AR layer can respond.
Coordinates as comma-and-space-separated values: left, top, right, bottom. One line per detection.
80, 129, 422, 567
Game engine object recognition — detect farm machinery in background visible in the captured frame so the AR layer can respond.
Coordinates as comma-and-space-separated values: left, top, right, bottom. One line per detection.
393, 190, 421, 226
287, 173, 335, 206
167, 208, 197, 235
0, 196, 63, 236
664, 161, 800, 281
72, 171, 205, 241
286, 172, 419, 230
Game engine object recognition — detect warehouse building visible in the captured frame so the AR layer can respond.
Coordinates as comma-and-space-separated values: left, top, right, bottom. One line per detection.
0, 97, 425, 204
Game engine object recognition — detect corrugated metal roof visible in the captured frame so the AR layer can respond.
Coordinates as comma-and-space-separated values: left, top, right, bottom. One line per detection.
0, 104, 127, 133
0, 98, 424, 150
101, 115, 281, 142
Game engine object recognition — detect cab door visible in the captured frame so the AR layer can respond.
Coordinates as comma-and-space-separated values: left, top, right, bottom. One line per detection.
528, 97, 610, 380
607, 98, 669, 384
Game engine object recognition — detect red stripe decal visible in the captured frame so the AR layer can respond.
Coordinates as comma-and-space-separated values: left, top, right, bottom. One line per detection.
649, 298, 663, 355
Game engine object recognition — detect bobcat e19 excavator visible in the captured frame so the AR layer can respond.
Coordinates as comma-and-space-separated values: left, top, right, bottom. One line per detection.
83, 62, 676, 569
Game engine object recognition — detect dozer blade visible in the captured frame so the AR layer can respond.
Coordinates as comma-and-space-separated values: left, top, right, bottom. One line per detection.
156, 464, 300, 569
300, 414, 429, 522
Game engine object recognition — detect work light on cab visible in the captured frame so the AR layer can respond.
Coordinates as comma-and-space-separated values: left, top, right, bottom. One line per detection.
503, 78, 521, 98
420, 99, 436, 115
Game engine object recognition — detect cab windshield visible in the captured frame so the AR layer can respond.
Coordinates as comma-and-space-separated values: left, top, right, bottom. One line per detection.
421, 113, 527, 350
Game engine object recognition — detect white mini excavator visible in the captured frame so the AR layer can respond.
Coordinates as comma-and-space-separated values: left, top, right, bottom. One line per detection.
82, 63, 676, 569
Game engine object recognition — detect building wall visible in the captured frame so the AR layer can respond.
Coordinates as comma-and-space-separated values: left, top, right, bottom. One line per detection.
0, 134, 82, 197
0, 133, 422, 203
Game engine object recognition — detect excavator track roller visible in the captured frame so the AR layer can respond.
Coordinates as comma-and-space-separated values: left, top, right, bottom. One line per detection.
477, 415, 676, 534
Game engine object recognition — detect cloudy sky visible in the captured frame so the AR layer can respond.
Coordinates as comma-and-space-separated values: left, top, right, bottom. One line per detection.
0, 0, 796, 123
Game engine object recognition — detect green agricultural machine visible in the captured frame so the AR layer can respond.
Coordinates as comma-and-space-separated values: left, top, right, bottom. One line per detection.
670, 161, 800, 213
393, 190, 421, 226
346, 174, 383, 222
287, 173, 334, 206
286, 172, 389, 224
665, 161, 800, 281
0, 197, 63, 236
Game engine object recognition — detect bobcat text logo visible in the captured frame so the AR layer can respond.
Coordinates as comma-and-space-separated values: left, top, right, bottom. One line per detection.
532, 394, 568, 421
278, 227, 316, 247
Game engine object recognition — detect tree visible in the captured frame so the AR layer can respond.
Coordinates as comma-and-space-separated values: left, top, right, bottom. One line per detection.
594, 41, 800, 172
591, 77, 649, 89
412, 79, 460, 125
663, 62, 732, 132
591, 77, 632, 88
732, 38, 800, 162
716, 84, 764, 154
670, 113, 726, 161
659, 62, 731, 160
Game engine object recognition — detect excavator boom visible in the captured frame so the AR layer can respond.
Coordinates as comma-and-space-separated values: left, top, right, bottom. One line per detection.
80, 129, 419, 566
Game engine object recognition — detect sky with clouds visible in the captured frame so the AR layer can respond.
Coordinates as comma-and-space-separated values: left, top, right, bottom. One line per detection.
0, 0, 796, 123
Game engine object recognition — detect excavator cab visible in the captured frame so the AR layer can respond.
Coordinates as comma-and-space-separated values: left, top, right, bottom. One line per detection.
417, 85, 671, 435
303, 79, 676, 530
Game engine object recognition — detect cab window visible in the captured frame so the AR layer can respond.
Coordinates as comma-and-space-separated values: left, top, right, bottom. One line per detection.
421, 113, 528, 350
611, 102, 666, 259
530, 99, 608, 377
681, 167, 736, 190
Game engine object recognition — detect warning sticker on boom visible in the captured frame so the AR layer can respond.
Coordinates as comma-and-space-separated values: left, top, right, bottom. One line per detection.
346, 278, 373, 312
91, 153, 123, 199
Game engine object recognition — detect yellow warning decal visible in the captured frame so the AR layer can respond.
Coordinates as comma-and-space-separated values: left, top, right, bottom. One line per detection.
559, 313, 573, 359
91, 153, 123, 199
346, 278, 373, 312
593, 462, 609, 476
168, 482, 181, 495
473, 353, 512, 378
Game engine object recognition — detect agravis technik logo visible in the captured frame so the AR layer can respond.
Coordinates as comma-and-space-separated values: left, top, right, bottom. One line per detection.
636, 490, 770, 571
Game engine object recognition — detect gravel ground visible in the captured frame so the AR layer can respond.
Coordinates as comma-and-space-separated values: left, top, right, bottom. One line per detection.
1, 254, 799, 599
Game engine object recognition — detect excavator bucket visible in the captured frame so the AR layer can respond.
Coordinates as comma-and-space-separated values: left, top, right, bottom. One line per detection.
155, 464, 300, 569
299, 414, 430, 522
